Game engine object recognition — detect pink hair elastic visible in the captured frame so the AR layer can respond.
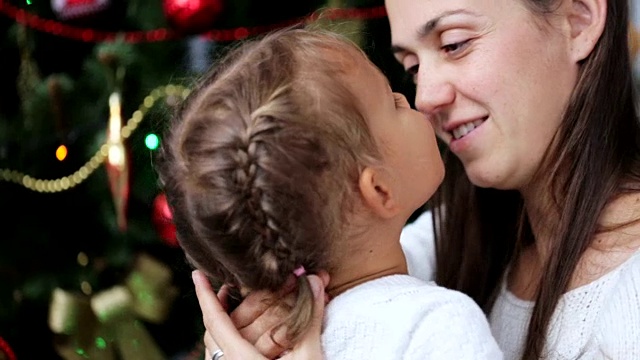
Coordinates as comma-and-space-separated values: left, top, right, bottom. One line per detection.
293, 265, 306, 277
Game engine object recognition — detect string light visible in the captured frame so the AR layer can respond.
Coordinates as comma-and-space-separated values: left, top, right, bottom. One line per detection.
145, 133, 159, 150
0, 85, 191, 193
95, 337, 107, 350
55, 145, 68, 161
77, 252, 89, 267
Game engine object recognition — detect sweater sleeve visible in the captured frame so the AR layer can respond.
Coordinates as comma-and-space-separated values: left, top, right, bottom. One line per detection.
400, 210, 437, 282
403, 291, 504, 360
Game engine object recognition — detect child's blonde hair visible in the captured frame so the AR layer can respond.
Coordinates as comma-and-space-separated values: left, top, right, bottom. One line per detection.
156, 27, 382, 343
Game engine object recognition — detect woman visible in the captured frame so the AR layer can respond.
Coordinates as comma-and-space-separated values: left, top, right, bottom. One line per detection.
193, 0, 640, 358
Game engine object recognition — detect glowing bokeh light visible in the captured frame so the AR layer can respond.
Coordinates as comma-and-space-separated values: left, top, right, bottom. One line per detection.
56, 145, 68, 161
145, 133, 160, 150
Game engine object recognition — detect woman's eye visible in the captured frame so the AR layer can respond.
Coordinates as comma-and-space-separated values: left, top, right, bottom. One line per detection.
441, 39, 471, 55
406, 64, 419, 76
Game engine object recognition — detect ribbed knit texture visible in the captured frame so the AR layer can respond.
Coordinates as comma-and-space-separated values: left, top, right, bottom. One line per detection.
321, 275, 503, 359
490, 250, 640, 360
402, 211, 640, 359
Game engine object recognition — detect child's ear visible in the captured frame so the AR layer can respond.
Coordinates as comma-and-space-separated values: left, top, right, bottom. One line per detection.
358, 166, 400, 219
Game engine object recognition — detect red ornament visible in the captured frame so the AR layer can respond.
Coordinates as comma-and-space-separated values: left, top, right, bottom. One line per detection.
152, 193, 178, 247
163, 0, 224, 35
0, 336, 16, 360
51, 0, 111, 20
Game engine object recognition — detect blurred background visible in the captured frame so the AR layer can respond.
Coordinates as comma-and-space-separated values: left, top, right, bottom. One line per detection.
0, 0, 638, 359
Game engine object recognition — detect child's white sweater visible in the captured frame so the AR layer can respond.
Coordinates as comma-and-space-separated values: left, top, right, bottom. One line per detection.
321, 274, 503, 360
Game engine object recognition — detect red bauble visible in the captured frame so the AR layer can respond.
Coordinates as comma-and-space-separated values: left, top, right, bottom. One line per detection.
152, 193, 178, 247
0, 336, 16, 360
163, 0, 224, 35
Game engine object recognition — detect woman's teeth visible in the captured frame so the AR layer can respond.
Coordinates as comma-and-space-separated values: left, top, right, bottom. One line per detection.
452, 119, 485, 140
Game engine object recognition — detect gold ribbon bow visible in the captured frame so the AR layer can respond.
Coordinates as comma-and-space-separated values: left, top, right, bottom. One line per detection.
48, 254, 179, 360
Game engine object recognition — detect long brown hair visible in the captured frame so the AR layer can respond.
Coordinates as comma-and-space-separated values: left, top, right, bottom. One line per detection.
155, 27, 382, 344
432, 0, 640, 358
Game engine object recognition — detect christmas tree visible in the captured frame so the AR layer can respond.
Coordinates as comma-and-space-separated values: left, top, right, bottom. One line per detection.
0, 0, 412, 358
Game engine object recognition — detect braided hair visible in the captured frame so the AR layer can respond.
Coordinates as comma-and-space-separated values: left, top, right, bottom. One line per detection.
156, 27, 381, 342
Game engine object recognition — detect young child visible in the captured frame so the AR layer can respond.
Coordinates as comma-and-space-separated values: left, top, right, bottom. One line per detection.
156, 27, 502, 359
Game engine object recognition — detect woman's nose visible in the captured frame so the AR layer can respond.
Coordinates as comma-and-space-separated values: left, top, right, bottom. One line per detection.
414, 69, 456, 116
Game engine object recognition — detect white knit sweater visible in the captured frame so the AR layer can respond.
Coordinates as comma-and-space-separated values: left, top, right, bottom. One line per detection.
321, 275, 503, 360
400, 211, 640, 360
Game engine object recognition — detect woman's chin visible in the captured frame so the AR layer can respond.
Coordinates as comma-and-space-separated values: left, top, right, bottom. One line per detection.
465, 168, 516, 191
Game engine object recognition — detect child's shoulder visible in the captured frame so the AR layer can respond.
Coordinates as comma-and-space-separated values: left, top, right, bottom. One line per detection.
327, 274, 482, 319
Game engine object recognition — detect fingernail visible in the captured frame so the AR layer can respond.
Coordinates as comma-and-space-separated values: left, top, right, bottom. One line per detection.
310, 278, 322, 298
191, 270, 200, 283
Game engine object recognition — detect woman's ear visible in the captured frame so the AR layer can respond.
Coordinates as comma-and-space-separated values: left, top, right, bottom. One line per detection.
358, 166, 400, 219
567, 0, 607, 62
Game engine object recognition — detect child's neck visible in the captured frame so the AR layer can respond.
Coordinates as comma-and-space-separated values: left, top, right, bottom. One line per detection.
326, 216, 408, 298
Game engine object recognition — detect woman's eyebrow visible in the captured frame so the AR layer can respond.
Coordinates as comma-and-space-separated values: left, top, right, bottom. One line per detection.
390, 9, 482, 55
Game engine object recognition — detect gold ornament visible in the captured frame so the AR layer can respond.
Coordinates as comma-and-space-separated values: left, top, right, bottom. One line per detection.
48, 254, 179, 360
0, 85, 191, 192
106, 91, 129, 231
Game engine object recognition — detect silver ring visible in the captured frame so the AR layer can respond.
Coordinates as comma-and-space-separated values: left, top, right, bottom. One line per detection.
211, 349, 224, 360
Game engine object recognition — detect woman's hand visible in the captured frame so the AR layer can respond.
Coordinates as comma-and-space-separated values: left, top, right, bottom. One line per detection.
226, 278, 297, 356
192, 270, 329, 360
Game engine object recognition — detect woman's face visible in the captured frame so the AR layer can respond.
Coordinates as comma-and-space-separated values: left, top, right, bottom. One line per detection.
386, 0, 579, 190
